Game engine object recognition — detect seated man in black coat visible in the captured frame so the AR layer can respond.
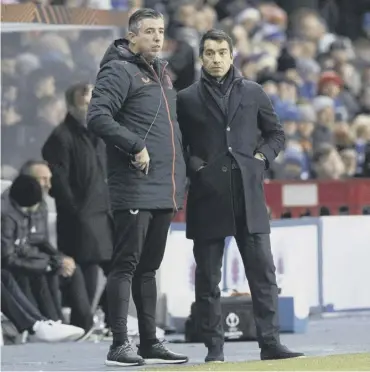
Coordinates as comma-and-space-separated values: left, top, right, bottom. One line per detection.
1, 175, 93, 337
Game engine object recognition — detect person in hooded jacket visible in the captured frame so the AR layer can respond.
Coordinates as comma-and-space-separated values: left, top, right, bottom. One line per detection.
87, 8, 187, 368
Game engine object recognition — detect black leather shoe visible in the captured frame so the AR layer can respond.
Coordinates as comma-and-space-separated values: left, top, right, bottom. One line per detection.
261, 344, 305, 360
205, 345, 224, 363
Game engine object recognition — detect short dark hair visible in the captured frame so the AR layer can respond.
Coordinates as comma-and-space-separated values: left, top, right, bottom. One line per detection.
65, 82, 91, 107
199, 29, 233, 57
19, 160, 48, 176
128, 8, 163, 35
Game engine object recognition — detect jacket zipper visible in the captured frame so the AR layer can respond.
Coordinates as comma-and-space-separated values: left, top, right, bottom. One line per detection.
149, 62, 178, 212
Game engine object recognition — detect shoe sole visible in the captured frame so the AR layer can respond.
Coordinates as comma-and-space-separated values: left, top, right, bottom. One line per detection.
261, 355, 306, 361
105, 360, 144, 367
205, 360, 224, 363
143, 358, 188, 365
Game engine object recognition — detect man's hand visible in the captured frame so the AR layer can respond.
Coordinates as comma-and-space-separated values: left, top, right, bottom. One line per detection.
131, 147, 150, 175
254, 152, 266, 162
61, 256, 76, 277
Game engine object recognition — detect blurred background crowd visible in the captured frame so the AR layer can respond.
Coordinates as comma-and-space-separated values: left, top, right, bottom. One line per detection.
1, 0, 370, 346
2, 0, 370, 182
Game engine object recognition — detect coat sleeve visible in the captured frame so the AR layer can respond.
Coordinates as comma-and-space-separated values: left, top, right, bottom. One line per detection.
1, 214, 50, 272
177, 93, 205, 176
42, 134, 78, 214
255, 85, 285, 168
37, 241, 64, 271
87, 60, 145, 155
177, 94, 190, 156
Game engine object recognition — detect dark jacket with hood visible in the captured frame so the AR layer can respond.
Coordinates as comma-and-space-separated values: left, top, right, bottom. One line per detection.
1, 194, 63, 273
87, 39, 186, 211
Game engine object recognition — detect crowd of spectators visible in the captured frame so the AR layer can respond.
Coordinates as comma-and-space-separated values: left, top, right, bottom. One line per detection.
1, 0, 370, 181
1, 0, 370, 345
1, 0, 130, 9
1, 28, 114, 177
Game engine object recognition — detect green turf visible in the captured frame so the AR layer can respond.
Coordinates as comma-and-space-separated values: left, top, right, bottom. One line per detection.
147, 353, 370, 371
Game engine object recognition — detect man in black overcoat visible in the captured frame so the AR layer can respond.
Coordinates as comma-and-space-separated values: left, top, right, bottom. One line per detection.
42, 83, 113, 312
177, 29, 304, 363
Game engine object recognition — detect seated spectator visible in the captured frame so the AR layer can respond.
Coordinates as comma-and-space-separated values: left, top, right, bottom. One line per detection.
275, 78, 298, 111
333, 121, 355, 152
352, 115, 370, 174
296, 58, 320, 100
279, 105, 301, 141
359, 85, 370, 115
318, 70, 359, 121
276, 48, 301, 86
1, 174, 94, 337
1, 269, 84, 343
312, 143, 345, 179
282, 144, 309, 180
297, 104, 316, 154
311, 95, 336, 150
339, 149, 358, 178
256, 72, 279, 101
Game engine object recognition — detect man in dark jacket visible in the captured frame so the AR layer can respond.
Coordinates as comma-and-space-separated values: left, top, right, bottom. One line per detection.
1, 175, 89, 335
177, 29, 304, 363
42, 83, 113, 313
15, 160, 96, 336
87, 8, 187, 367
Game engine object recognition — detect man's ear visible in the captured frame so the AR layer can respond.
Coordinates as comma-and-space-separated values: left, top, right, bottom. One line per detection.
128, 31, 137, 44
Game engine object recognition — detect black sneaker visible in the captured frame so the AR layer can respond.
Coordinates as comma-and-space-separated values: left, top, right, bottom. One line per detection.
105, 341, 145, 367
261, 344, 305, 360
138, 340, 188, 365
205, 345, 224, 363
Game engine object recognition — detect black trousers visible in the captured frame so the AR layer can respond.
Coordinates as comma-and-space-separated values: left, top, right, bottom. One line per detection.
193, 169, 280, 348
79, 261, 111, 325
1, 270, 44, 333
107, 209, 173, 345
61, 265, 94, 331
13, 271, 64, 322
13, 266, 93, 331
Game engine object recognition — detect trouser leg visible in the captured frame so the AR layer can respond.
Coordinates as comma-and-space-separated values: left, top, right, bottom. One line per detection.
193, 238, 225, 348
132, 210, 173, 345
107, 210, 151, 345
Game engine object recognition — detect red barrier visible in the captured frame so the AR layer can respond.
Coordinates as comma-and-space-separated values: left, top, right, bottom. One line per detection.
264, 179, 370, 218
173, 179, 370, 222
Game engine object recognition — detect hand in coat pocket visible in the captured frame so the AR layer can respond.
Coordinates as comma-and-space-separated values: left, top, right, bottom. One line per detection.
188, 156, 207, 176
254, 152, 267, 169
